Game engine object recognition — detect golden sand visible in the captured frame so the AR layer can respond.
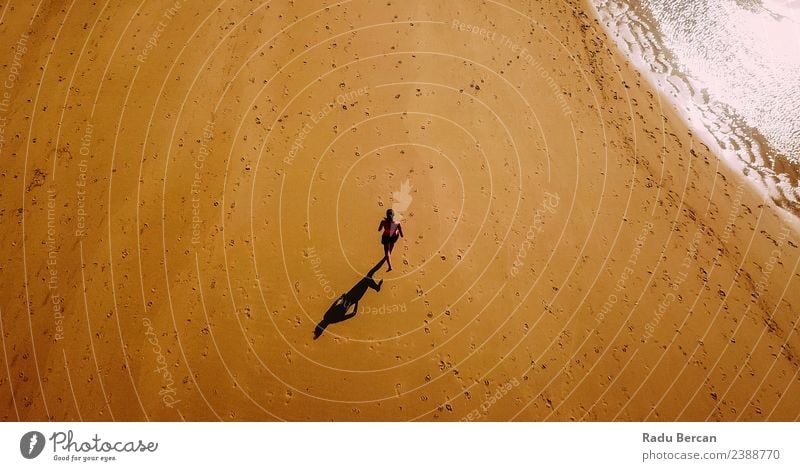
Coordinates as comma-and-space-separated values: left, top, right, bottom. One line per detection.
0, 0, 798, 421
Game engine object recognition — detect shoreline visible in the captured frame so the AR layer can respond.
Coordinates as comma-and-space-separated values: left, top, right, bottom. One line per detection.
589, 0, 800, 220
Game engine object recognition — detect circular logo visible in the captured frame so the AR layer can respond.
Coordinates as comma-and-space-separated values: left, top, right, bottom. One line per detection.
20, 431, 45, 459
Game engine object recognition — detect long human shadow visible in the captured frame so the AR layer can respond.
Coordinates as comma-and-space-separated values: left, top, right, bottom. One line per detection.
313, 258, 385, 339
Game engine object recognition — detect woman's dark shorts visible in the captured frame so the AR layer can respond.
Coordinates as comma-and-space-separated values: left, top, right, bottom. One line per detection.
382, 234, 399, 245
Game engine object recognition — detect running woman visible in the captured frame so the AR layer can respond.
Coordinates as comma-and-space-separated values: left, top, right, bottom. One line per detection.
378, 208, 403, 271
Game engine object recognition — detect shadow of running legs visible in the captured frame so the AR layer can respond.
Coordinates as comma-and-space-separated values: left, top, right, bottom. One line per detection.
313, 258, 385, 339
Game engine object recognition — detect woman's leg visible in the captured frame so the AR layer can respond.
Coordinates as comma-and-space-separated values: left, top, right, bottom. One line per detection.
386, 241, 396, 271
383, 243, 392, 271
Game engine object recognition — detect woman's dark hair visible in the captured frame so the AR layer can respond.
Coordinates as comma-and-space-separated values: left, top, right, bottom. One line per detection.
386, 208, 394, 220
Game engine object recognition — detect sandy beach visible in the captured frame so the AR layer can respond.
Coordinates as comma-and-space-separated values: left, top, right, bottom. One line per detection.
1, 0, 799, 421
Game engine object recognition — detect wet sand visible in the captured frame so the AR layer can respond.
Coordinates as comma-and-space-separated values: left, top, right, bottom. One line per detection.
1, 0, 799, 421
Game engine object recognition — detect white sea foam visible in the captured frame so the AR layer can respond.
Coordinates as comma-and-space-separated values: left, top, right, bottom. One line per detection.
590, 0, 800, 214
